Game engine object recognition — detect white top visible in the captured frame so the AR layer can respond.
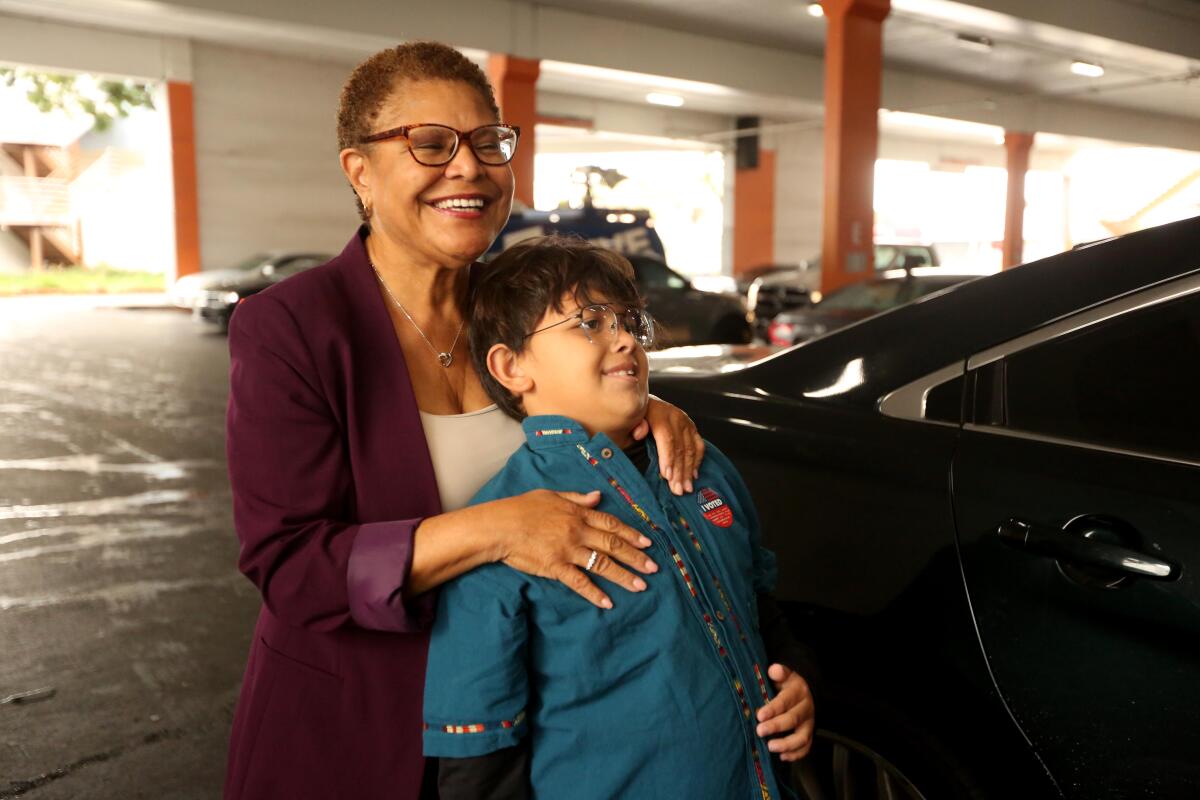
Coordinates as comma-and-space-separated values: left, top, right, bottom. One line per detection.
418, 404, 526, 512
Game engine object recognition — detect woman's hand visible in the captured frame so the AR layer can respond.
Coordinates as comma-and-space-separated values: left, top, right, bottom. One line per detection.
755, 663, 815, 761
632, 396, 705, 495
491, 489, 659, 609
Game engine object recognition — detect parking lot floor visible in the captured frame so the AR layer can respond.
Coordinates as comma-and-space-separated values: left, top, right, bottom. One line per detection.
0, 298, 259, 798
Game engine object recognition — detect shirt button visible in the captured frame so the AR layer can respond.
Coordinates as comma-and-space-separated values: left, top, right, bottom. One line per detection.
601, 447, 614, 459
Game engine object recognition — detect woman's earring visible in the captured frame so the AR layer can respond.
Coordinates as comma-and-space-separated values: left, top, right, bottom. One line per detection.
362, 196, 372, 217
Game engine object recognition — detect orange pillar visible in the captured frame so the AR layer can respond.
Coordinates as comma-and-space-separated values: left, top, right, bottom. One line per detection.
487, 55, 540, 208
167, 81, 201, 279
1002, 131, 1034, 269
734, 149, 776, 275
820, 0, 890, 295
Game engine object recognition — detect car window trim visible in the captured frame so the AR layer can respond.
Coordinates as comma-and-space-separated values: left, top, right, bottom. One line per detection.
966, 270, 1200, 371
878, 269, 1200, 432
877, 361, 964, 427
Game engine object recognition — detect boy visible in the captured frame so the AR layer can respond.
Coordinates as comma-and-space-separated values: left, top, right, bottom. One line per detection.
423, 237, 815, 799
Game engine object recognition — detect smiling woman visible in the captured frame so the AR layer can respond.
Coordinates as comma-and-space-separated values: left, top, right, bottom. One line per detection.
221, 41, 707, 800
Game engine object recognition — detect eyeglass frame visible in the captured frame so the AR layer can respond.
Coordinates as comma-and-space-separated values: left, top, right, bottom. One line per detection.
525, 303, 655, 349
357, 123, 521, 166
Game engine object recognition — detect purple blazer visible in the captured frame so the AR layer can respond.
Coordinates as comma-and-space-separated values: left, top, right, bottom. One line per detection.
224, 228, 443, 799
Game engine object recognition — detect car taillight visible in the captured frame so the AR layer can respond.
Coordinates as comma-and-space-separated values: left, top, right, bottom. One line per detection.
768, 320, 795, 346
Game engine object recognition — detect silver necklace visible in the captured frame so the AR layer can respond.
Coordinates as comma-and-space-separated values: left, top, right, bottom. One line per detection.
369, 260, 465, 368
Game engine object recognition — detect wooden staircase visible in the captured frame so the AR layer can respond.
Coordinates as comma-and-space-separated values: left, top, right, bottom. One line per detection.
0, 142, 85, 268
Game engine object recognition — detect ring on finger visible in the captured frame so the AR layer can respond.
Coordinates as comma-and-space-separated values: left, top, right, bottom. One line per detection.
584, 549, 600, 572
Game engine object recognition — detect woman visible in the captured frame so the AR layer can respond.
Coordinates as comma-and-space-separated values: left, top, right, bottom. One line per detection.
223, 42, 704, 800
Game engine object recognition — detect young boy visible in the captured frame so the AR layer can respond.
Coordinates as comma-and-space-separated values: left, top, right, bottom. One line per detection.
423, 237, 814, 799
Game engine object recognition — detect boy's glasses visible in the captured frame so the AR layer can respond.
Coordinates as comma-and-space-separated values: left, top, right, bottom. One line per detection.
526, 304, 655, 348
358, 123, 520, 166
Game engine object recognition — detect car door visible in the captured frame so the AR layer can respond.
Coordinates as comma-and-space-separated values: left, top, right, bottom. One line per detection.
952, 276, 1200, 798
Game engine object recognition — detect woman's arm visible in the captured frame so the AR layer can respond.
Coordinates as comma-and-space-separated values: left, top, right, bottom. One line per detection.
409, 488, 659, 609
228, 295, 658, 635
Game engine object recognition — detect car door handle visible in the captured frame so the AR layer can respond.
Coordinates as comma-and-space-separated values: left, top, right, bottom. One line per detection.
997, 518, 1181, 581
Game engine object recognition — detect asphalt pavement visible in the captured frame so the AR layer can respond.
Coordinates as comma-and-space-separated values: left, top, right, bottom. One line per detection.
0, 297, 259, 799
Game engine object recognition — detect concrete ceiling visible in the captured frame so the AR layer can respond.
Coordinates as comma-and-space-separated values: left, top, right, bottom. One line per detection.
532, 0, 1200, 123
1, 0, 1198, 151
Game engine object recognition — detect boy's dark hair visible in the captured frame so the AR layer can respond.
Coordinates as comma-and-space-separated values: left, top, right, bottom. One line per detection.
470, 236, 644, 421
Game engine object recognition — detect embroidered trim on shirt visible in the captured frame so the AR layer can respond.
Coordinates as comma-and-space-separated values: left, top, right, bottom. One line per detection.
753, 663, 771, 703
752, 750, 773, 800
733, 679, 752, 720
703, 613, 726, 656
668, 546, 698, 598
678, 514, 703, 552
711, 577, 748, 642
535, 428, 574, 437
425, 710, 526, 735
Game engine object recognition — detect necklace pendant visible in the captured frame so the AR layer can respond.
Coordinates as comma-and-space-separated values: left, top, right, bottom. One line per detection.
438, 352, 453, 368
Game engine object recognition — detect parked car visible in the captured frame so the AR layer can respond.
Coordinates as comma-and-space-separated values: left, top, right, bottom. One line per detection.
172, 251, 330, 330
649, 215, 1200, 799
747, 244, 941, 339
170, 252, 330, 309
488, 205, 666, 260
766, 267, 993, 346
628, 255, 753, 346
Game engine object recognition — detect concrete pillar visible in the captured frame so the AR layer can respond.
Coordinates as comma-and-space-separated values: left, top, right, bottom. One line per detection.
167, 81, 201, 279
734, 149, 776, 275
820, 0, 890, 294
487, 55, 540, 208
1002, 131, 1035, 269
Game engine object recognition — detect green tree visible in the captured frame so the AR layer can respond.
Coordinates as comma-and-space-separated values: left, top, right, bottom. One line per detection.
0, 67, 155, 132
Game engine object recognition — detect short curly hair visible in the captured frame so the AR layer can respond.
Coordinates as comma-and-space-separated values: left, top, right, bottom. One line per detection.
470, 236, 645, 421
336, 41, 501, 221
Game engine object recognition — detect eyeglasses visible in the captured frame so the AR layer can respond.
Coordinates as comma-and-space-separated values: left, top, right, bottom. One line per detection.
359, 123, 520, 166
526, 304, 655, 349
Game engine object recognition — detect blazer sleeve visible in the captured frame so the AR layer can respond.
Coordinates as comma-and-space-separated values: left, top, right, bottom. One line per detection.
226, 293, 433, 633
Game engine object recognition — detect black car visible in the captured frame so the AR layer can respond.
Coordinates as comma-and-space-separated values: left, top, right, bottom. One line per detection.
650, 215, 1200, 799
766, 268, 990, 346
628, 255, 753, 346
174, 252, 330, 330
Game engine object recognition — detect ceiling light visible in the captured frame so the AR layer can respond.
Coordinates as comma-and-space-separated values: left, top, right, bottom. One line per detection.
1070, 61, 1104, 78
954, 33, 994, 53
806, 3, 825, 17
645, 92, 685, 107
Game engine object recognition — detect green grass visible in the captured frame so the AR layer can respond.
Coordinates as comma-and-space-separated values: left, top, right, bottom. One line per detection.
0, 266, 165, 296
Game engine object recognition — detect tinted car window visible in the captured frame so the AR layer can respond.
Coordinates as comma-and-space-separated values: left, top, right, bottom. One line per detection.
1002, 292, 1200, 461
631, 257, 688, 290
820, 280, 905, 311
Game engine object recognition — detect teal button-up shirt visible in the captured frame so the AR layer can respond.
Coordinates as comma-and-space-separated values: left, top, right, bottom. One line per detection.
423, 415, 788, 800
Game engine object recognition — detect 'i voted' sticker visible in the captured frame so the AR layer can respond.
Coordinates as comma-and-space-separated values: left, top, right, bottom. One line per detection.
696, 487, 733, 528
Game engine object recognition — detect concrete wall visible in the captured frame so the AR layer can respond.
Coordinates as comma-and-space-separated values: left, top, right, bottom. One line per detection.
190, 43, 360, 270
765, 124, 824, 268
764, 120, 1078, 268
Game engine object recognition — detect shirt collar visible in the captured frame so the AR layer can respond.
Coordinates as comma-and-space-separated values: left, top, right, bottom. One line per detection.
521, 415, 591, 449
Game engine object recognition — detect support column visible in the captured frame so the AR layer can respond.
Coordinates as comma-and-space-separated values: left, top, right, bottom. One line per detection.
1002, 131, 1034, 269
820, 0, 890, 295
734, 149, 777, 275
167, 81, 201, 279
487, 55, 540, 208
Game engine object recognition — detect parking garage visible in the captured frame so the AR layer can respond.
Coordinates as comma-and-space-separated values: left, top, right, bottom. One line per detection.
2, 1, 1199, 798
